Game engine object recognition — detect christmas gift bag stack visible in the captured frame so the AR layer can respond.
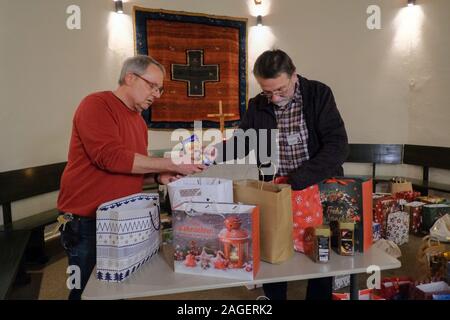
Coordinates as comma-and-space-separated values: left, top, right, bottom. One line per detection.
172, 202, 260, 280
96, 193, 161, 282
319, 177, 373, 253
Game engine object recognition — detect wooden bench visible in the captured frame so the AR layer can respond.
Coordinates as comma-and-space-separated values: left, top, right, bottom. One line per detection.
0, 231, 30, 299
346, 144, 450, 194
403, 144, 450, 195
0, 162, 66, 299
346, 144, 403, 188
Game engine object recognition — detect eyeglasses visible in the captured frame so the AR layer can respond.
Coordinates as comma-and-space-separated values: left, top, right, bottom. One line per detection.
133, 73, 164, 95
259, 77, 294, 98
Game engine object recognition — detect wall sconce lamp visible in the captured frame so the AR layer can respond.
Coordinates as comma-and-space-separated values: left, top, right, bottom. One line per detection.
114, 0, 124, 14
254, 0, 262, 5
256, 15, 263, 26
407, 0, 416, 7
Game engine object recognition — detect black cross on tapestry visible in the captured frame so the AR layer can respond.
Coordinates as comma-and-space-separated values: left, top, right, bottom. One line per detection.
171, 50, 219, 97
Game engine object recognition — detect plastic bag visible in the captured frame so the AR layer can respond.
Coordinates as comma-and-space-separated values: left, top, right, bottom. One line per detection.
430, 214, 450, 243
373, 238, 402, 258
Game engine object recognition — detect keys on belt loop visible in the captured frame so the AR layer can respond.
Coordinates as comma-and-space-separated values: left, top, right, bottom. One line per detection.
54, 213, 74, 232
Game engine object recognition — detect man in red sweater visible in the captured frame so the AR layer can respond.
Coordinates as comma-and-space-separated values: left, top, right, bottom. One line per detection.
57, 55, 204, 299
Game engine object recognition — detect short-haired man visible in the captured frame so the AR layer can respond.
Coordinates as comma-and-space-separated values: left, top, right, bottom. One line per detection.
217, 49, 349, 299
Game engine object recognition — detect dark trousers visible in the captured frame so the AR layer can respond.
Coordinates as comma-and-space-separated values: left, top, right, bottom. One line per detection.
263, 277, 333, 300
25, 226, 46, 262
60, 214, 96, 300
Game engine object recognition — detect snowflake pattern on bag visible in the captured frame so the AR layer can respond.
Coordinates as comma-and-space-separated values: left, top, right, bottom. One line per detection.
291, 185, 323, 253
386, 211, 409, 245
373, 197, 401, 238
405, 202, 425, 234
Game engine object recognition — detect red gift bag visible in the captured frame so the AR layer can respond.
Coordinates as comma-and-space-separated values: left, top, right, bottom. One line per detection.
377, 277, 413, 300
373, 195, 401, 238
274, 177, 323, 253
394, 191, 421, 202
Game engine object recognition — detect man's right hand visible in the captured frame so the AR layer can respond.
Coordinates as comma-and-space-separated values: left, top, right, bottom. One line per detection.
132, 153, 206, 175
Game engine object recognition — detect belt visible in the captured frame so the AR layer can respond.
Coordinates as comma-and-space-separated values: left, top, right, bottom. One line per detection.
59, 212, 95, 221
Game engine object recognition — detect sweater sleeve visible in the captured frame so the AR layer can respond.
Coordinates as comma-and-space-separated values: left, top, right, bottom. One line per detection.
73, 95, 136, 173
288, 85, 349, 190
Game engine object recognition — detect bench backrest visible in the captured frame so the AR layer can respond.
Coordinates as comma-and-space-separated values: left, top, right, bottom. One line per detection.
0, 162, 66, 226
0, 162, 67, 204
403, 145, 450, 170
347, 144, 403, 164
403, 144, 450, 183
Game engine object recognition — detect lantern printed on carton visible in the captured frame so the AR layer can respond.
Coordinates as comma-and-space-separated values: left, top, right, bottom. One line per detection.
96, 193, 161, 282
172, 202, 260, 280
319, 177, 373, 252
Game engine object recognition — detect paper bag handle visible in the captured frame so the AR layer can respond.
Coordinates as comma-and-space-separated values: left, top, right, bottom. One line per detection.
424, 235, 441, 249
185, 202, 225, 219
258, 162, 277, 190
149, 204, 161, 231
392, 177, 408, 184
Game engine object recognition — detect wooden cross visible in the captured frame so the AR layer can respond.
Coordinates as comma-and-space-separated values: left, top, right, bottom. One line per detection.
207, 101, 235, 135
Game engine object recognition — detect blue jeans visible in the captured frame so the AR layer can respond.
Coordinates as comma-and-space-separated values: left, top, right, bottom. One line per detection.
59, 214, 96, 300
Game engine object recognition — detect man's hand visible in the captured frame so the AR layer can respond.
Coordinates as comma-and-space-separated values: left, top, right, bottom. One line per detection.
173, 163, 205, 176
202, 145, 217, 165
132, 153, 205, 175
157, 172, 183, 185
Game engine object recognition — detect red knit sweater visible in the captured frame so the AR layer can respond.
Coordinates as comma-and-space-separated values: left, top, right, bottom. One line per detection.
57, 91, 148, 217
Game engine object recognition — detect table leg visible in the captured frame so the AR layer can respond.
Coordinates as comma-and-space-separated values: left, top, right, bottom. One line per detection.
350, 274, 358, 300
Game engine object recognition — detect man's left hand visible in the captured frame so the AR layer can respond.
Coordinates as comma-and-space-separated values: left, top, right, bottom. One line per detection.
158, 172, 183, 185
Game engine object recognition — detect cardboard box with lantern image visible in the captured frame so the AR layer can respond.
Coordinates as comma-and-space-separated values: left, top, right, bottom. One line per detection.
172, 202, 260, 280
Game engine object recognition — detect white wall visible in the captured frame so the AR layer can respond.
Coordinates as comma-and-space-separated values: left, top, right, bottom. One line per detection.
1, 0, 449, 224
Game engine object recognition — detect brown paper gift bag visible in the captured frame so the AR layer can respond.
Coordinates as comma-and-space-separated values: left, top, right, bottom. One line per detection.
390, 177, 413, 195
233, 180, 294, 264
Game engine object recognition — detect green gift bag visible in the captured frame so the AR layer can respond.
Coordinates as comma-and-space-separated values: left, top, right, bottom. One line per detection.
422, 204, 450, 232
319, 176, 373, 253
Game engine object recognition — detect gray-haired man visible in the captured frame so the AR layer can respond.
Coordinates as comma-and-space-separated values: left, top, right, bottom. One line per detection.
57, 55, 204, 299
